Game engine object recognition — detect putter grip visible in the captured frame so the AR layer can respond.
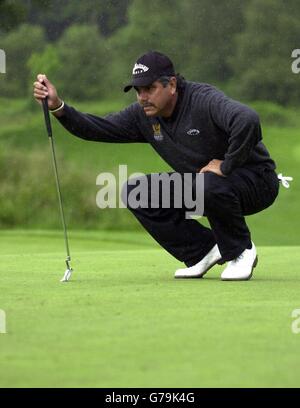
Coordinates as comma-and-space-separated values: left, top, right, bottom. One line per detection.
42, 97, 52, 138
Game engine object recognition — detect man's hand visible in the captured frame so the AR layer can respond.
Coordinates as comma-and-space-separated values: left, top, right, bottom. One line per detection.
33, 74, 62, 113
199, 159, 226, 177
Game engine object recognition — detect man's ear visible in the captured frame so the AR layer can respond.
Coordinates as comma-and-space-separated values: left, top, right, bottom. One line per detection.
169, 77, 177, 94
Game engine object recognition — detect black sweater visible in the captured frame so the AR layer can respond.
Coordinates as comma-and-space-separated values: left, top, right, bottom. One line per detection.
56, 81, 276, 175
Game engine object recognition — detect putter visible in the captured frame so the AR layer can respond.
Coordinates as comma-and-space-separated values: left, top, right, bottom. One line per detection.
42, 96, 73, 282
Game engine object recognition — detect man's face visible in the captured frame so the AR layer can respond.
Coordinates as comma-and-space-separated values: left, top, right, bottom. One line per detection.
135, 78, 177, 117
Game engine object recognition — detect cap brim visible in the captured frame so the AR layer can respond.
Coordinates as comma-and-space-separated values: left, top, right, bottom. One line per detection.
123, 84, 133, 93
123, 76, 157, 93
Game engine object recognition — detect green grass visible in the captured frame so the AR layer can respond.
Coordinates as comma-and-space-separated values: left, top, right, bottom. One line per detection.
1, 230, 300, 388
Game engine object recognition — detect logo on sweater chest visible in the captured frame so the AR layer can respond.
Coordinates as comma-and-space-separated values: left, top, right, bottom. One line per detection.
152, 123, 164, 142
187, 128, 200, 136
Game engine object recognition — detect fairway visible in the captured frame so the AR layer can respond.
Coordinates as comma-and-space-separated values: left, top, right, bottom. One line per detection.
0, 230, 300, 388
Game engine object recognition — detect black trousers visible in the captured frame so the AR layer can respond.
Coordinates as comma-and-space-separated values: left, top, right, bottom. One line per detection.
121, 167, 279, 266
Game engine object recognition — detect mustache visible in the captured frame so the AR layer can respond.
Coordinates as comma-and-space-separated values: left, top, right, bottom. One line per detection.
140, 102, 155, 108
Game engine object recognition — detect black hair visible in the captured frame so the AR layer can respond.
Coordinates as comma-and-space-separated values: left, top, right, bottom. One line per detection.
157, 74, 185, 91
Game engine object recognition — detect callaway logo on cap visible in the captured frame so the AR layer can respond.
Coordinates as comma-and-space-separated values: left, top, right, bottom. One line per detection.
132, 63, 149, 74
124, 51, 175, 92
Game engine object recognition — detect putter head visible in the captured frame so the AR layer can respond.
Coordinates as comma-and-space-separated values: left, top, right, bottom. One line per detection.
60, 268, 73, 282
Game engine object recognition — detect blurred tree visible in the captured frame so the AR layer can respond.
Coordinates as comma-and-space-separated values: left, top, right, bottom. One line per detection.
0, 0, 131, 39
26, 0, 131, 41
0, 23, 45, 97
51, 24, 108, 100
28, 25, 108, 100
229, 0, 300, 105
28, 43, 61, 93
0, 0, 27, 34
182, 0, 250, 84
97, 0, 132, 37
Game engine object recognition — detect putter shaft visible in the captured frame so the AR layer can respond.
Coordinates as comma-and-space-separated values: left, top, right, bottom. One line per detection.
42, 98, 72, 266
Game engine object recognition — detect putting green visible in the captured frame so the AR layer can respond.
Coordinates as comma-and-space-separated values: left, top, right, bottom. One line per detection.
0, 230, 300, 387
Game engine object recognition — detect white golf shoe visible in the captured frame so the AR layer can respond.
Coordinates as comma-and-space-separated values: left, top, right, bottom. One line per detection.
174, 244, 222, 279
221, 242, 258, 281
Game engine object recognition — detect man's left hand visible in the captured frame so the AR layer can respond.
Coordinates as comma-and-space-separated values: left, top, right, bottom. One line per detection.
199, 159, 226, 177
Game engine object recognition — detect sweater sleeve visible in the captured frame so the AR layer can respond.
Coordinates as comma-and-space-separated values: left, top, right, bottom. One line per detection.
208, 89, 262, 175
55, 102, 146, 143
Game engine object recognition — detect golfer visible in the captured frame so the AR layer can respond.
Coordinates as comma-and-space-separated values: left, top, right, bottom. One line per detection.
33, 51, 279, 281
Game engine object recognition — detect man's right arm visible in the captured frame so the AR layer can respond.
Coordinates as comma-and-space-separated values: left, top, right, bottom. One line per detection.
56, 103, 145, 143
33, 74, 145, 143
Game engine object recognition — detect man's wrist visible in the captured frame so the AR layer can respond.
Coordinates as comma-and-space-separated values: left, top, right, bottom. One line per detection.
50, 100, 64, 113
49, 100, 65, 117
